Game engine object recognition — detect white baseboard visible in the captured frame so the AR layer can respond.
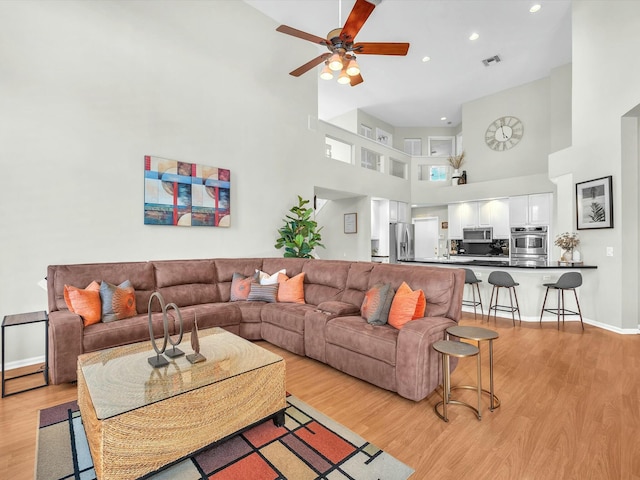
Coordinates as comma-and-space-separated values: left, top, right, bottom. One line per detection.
461, 306, 639, 335
3, 355, 45, 372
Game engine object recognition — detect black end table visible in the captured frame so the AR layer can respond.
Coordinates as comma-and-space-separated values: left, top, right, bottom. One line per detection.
2, 311, 49, 397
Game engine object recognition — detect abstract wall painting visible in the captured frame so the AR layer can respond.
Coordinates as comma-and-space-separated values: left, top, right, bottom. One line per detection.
144, 156, 230, 227
576, 175, 613, 230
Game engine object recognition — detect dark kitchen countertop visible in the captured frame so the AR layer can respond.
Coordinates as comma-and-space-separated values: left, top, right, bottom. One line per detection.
400, 258, 597, 269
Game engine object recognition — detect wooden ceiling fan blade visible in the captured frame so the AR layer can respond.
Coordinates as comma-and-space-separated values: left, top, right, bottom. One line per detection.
289, 53, 331, 77
350, 73, 364, 87
340, 0, 376, 42
276, 25, 328, 46
353, 42, 410, 55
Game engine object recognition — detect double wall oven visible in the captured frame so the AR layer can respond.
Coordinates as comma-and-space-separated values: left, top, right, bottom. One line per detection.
510, 226, 548, 266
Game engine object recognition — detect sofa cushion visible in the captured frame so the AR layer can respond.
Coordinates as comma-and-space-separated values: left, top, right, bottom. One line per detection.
83, 312, 168, 353
341, 262, 375, 307
171, 303, 242, 332
49, 262, 155, 314
277, 272, 305, 304
326, 316, 398, 367
230, 273, 253, 301
302, 260, 350, 305
64, 282, 102, 326
214, 258, 265, 302
247, 284, 278, 303
369, 264, 455, 318
153, 259, 218, 308
388, 282, 426, 329
361, 283, 395, 326
100, 280, 137, 323
261, 303, 316, 334
261, 258, 307, 278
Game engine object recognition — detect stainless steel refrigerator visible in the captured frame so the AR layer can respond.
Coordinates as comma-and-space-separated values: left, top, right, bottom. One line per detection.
389, 223, 415, 263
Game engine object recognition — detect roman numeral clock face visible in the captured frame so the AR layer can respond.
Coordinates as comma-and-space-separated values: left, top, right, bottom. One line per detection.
485, 116, 523, 151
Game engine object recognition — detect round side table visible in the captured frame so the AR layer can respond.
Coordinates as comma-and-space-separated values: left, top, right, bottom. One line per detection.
432, 340, 481, 422
446, 325, 500, 411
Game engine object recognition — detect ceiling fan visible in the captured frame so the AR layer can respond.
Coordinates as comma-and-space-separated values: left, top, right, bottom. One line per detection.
276, 0, 410, 86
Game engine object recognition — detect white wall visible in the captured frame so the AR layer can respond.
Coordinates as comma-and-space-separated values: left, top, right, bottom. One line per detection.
315, 196, 370, 262
462, 76, 552, 183
0, 0, 321, 363
549, 0, 640, 331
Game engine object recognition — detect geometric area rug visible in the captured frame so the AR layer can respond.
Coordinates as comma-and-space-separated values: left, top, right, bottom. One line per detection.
35, 394, 414, 480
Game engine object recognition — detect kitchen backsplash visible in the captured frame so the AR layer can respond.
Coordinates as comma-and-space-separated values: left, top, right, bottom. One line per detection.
451, 239, 509, 256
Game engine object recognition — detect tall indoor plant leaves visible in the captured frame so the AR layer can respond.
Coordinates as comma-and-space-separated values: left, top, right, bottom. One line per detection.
275, 196, 324, 258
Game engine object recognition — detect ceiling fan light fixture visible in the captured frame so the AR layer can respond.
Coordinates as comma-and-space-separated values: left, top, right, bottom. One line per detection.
320, 63, 334, 80
346, 57, 360, 76
337, 70, 351, 84
328, 53, 343, 71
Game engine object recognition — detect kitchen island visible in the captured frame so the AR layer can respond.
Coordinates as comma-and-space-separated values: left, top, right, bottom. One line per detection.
400, 258, 598, 325
401, 256, 597, 269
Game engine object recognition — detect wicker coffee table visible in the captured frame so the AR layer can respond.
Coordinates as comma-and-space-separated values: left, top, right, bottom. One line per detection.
77, 327, 286, 480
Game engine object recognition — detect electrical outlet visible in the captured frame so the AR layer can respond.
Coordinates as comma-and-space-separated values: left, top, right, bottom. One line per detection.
542, 275, 551, 281
474, 271, 482, 277
606, 247, 614, 257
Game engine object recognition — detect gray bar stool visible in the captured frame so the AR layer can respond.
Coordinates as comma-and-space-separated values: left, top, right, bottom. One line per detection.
462, 268, 483, 319
539, 272, 584, 330
432, 340, 482, 422
487, 271, 521, 326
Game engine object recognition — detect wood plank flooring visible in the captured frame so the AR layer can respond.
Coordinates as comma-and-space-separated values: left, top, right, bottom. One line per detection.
1, 313, 639, 479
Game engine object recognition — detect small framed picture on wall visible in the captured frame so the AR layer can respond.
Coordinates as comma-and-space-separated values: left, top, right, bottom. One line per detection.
344, 213, 357, 234
576, 175, 613, 230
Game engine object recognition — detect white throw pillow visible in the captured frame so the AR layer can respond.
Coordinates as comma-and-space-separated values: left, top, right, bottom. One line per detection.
255, 268, 286, 285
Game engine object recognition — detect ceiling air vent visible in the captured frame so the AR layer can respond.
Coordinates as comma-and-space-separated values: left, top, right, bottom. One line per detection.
482, 55, 502, 66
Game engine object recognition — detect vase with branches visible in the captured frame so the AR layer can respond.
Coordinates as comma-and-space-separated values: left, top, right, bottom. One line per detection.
275, 196, 324, 258
448, 151, 465, 185
555, 232, 580, 261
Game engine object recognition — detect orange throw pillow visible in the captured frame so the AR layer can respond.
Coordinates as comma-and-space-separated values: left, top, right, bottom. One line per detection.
388, 282, 426, 329
277, 272, 305, 304
63, 281, 101, 326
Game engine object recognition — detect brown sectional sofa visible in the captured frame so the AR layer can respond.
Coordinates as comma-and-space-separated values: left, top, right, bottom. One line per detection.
47, 258, 464, 401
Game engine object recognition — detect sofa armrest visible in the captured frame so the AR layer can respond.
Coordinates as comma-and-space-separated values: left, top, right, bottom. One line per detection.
316, 301, 360, 316
395, 316, 456, 401
48, 310, 85, 384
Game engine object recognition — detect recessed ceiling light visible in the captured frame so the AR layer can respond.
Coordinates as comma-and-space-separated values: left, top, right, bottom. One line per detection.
422, 56, 431, 62
469, 32, 480, 41
529, 4, 542, 13
441, 117, 447, 121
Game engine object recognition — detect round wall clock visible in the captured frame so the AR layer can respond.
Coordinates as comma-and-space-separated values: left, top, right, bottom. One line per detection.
485, 116, 524, 151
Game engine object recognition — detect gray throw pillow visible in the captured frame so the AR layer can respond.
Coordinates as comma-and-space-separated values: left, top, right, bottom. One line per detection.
361, 283, 395, 326
247, 283, 278, 303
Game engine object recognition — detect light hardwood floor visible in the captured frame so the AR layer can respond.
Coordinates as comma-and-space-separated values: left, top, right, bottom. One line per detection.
1, 313, 639, 479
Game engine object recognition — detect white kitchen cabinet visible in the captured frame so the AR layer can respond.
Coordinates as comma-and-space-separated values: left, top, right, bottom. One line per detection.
447, 203, 463, 239
509, 193, 552, 226
478, 201, 492, 226
397, 201, 409, 223
479, 198, 510, 238
371, 200, 380, 239
528, 193, 551, 225
389, 200, 398, 223
459, 202, 479, 228
491, 199, 510, 238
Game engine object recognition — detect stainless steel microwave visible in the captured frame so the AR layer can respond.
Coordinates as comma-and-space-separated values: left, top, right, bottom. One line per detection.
462, 227, 493, 243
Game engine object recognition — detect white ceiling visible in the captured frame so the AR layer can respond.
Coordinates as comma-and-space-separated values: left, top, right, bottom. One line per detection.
245, 0, 571, 127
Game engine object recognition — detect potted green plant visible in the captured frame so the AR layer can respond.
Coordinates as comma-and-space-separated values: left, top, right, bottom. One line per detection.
275, 196, 324, 258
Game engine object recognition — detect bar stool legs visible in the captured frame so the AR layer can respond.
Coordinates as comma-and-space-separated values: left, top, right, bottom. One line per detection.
487, 271, 521, 326
462, 269, 483, 319
539, 272, 584, 330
